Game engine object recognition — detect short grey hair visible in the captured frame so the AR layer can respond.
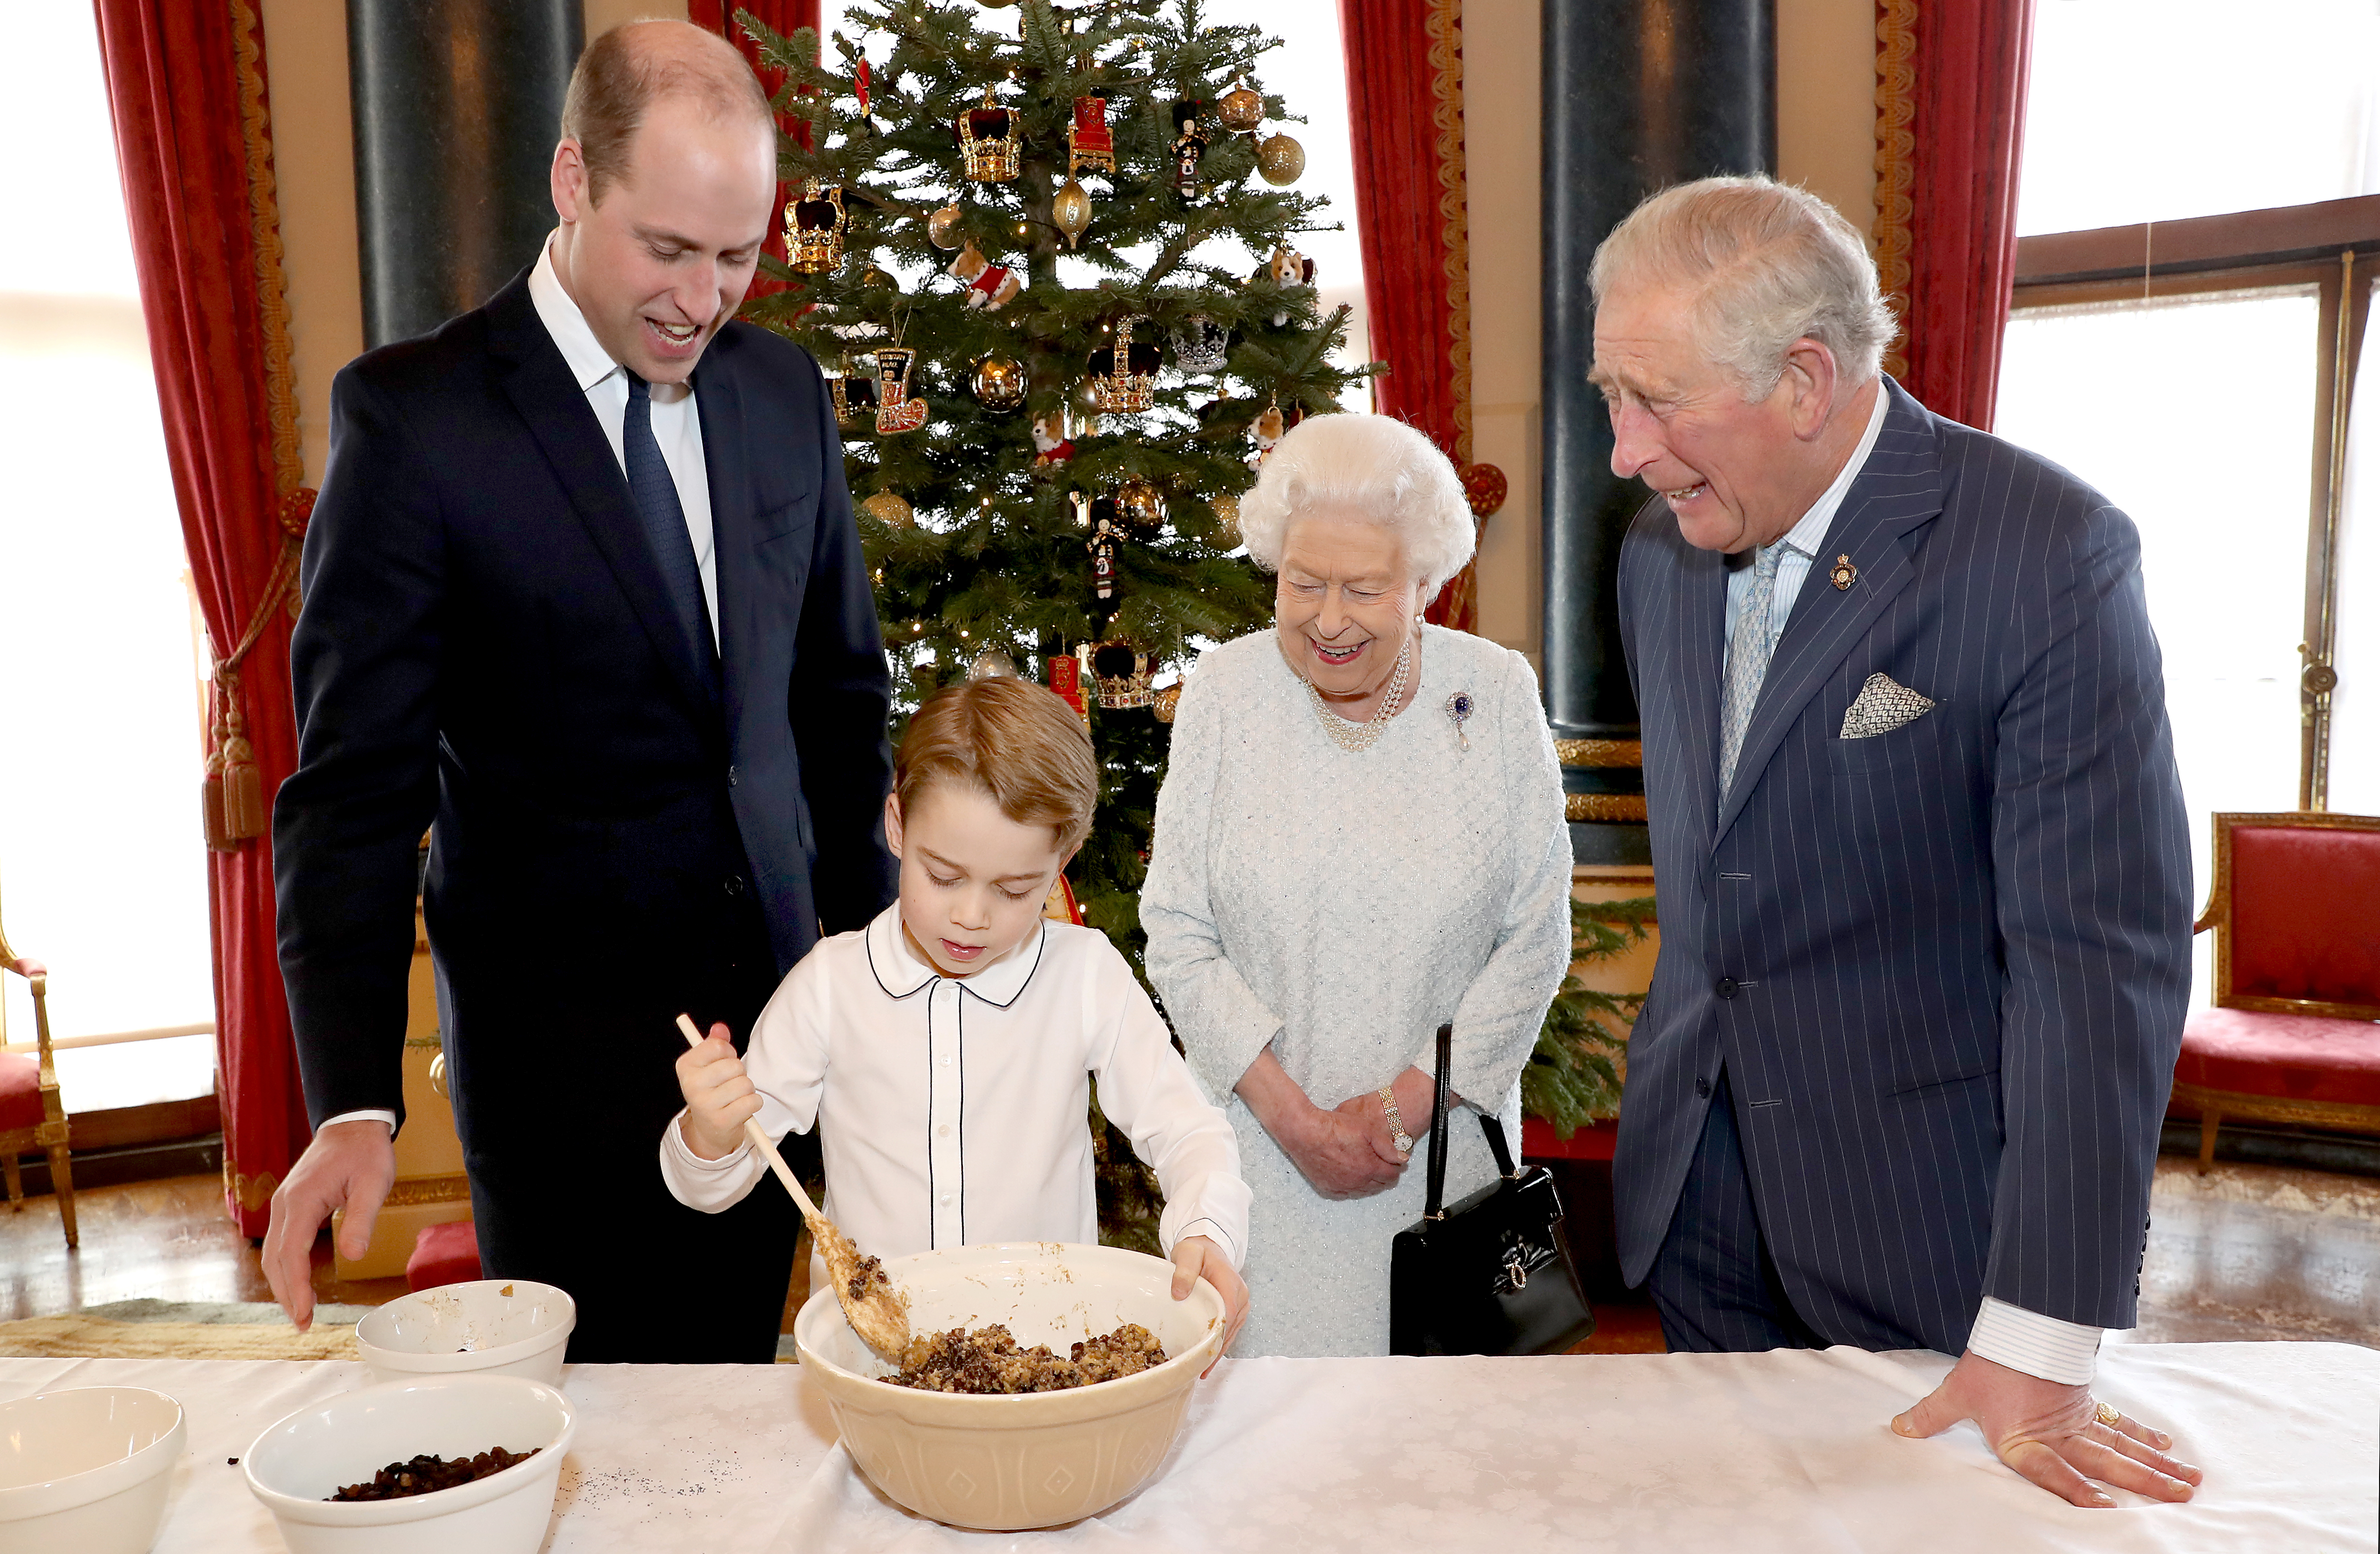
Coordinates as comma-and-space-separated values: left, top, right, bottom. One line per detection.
1589, 175, 1896, 400
1237, 414, 1476, 597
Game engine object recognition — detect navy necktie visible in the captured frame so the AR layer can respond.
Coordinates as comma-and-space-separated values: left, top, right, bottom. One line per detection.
622, 371, 718, 693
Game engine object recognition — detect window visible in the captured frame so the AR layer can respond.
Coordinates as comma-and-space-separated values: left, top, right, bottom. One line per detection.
0, 8, 218, 1111
2000, 2, 2380, 1005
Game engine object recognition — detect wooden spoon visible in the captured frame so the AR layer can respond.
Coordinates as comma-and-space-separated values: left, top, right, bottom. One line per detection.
674, 1014, 911, 1362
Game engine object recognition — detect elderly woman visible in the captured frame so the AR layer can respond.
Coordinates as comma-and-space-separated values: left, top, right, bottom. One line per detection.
1142, 414, 1572, 1357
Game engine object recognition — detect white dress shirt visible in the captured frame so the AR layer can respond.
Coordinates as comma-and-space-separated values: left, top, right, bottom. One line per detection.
317, 235, 725, 1143
658, 906, 1251, 1272
1718, 379, 2102, 1387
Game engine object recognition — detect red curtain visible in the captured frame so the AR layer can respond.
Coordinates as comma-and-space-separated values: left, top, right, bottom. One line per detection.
1875, 0, 2036, 431
690, 0, 822, 302
1339, 0, 1482, 630
92, 0, 311, 1235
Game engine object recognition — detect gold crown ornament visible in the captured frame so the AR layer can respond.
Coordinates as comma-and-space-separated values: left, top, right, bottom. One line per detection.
1090, 640, 1158, 709
1086, 317, 1160, 414
786, 180, 849, 273
957, 87, 1021, 183
827, 356, 878, 432
1171, 315, 1229, 374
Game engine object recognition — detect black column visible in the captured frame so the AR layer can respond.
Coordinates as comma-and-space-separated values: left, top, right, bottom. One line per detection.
349, 0, 584, 348
1541, 0, 1775, 864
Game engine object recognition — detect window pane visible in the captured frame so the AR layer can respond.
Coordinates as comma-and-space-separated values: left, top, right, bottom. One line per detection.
2018, 0, 2380, 235
2328, 283, 2380, 817
1995, 285, 2320, 1002
0, 6, 216, 1077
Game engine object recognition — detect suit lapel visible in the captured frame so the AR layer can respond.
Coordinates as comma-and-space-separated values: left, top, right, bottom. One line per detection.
1713, 380, 1948, 843
486, 275, 719, 720
1670, 536, 1728, 847
694, 343, 756, 744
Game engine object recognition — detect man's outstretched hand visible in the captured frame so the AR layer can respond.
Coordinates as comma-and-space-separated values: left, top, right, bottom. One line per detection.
260, 1118, 398, 1332
1893, 1349, 2203, 1507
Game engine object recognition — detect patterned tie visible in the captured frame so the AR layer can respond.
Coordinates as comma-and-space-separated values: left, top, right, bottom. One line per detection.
1717, 542, 1785, 804
622, 371, 717, 692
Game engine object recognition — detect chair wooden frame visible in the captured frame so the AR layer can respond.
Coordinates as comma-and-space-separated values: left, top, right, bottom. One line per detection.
2180, 810, 2380, 1171
0, 919, 76, 1246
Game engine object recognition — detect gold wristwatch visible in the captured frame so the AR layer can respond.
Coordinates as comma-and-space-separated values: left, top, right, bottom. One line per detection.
1380, 1086, 1414, 1157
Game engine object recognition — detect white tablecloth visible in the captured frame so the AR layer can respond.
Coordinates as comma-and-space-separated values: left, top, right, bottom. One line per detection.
5, 1343, 2372, 1553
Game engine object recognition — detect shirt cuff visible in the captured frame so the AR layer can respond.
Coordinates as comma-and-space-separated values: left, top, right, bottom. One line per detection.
1967, 1295, 2102, 1385
1167, 1216, 1240, 1269
318, 1109, 396, 1135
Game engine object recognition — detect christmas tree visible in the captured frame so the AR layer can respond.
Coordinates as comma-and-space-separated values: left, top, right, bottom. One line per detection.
737, 0, 1368, 970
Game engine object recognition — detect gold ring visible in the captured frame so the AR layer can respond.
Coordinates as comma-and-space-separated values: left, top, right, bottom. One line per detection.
2094, 1401, 2121, 1427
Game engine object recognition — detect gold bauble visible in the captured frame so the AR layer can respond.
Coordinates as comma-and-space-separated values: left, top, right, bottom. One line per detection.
860, 265, 899, 291
861, 491, 914, 527
1116, 477, 1166, 528
1217, 81, 1263, 133
927, 204, 965, 250
967, 648, 1020, 681
1256, 132, 1305, 186
1071, 378, 1104, 439
1153, 681, 1184, 724
1211, 492, 1241, 543
970, 352, 1027, 412
1052, 177, 1093, 251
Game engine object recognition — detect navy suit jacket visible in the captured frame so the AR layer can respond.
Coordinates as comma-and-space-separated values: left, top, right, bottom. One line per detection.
1613, 378, 2192, 1348
274, 269, 898, 1131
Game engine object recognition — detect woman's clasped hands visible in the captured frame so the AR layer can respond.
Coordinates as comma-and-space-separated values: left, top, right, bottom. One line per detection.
1237, 1048, 1441, 1200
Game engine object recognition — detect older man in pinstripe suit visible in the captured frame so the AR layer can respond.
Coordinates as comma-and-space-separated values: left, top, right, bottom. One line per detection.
1593, 177, 2203, 1507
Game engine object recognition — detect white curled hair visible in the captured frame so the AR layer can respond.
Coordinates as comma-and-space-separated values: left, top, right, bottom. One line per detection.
1589, 174, 1897, 400
1236, 414, 1475, 597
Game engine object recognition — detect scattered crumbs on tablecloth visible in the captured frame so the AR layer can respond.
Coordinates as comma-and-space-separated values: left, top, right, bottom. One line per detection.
226, 1457, 239, 1466
556, 1447, 755, 1516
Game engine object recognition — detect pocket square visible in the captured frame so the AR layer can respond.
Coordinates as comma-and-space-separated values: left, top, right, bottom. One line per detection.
1840, 672, 1938, 739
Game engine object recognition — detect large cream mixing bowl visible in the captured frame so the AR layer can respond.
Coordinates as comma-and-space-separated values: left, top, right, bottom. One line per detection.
793, 1241, 1226, 1530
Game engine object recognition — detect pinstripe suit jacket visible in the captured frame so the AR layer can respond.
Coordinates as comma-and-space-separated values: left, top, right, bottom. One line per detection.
1612, 378, 2192, 1350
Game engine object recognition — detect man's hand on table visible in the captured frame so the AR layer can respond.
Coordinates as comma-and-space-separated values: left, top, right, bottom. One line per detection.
1170, 1235, 1249, 1374
1893, 1349, 2202, 1506
261, 1118, 398, 1332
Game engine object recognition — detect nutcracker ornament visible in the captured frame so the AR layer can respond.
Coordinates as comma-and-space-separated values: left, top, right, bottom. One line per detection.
786, 180, 848, 273
956, 87, 1021, 182
947, 243, 1023, 310
1170, 109, 1208, 200
1088, 517, 1122, 604
874, 347, 928, 434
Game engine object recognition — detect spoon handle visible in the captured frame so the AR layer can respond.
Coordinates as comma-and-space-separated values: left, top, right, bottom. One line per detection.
675, 1014, 824, 1224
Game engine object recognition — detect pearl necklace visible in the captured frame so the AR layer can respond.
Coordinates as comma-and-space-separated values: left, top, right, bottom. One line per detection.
1303, 638, 1413, 753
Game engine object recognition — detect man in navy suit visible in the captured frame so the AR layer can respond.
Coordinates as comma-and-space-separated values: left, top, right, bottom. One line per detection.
1595, 177, 2203, 1505
260, 21, 896, 1362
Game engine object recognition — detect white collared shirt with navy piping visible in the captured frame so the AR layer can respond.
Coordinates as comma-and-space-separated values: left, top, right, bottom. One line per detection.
658, 904, 1250, 1271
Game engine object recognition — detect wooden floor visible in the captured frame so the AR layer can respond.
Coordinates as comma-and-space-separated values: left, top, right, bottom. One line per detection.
5, 1157, 2375, 1351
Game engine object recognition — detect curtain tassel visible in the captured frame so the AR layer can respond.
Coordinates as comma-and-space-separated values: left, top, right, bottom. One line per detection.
197, 487, 315, 852
218, 672, 267, 843
202, 677, 234, 852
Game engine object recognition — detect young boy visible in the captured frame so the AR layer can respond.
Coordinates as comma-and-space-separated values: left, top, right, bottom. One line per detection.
661, 676, 1251, 1348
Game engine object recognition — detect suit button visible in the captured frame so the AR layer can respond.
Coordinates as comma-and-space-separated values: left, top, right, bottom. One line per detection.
1714, 977, 1740, 1000
1696, 1076, 1713, 1099
724, 875, 746, 897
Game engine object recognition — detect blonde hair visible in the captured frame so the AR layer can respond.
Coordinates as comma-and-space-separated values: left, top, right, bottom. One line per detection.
1236, 414, 1475, 596
562, 21, 774, 204
896, 678, 1098, 854
1589, 174, 1896, 399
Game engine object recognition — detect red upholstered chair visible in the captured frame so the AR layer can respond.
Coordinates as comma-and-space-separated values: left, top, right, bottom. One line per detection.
0, 916, 76, 1247
405, 1219, 483, 1292
2174, 811, 2380, 1171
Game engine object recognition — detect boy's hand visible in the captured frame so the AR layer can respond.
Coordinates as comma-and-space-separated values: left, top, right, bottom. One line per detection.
1170, 1234, 1249, 1374
674, 1023, 760, 1160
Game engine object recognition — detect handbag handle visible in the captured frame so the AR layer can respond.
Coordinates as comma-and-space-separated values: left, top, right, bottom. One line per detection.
1422, 1023, 1454, 1220
1421, 1022, 1523, 1222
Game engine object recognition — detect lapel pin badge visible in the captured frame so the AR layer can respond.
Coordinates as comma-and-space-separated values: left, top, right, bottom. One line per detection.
1446, 691, 1474, 752
1829, 553, 1858, 591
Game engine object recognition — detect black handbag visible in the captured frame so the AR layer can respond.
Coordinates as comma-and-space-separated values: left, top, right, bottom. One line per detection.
1389, 1024, 1596, 1356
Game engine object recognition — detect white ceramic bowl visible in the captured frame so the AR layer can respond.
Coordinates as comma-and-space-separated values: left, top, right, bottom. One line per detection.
355, 1279, 575, 1386
0, 1386, 185, 1554
795, 1241, 1226, 1531
243, 1373, 575, 1554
